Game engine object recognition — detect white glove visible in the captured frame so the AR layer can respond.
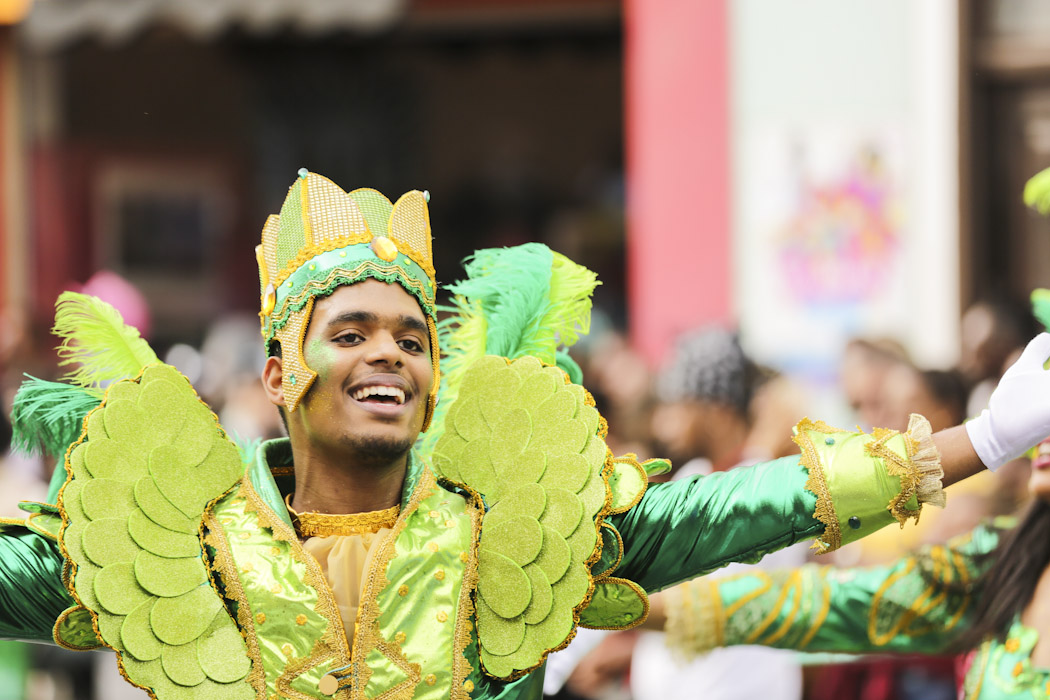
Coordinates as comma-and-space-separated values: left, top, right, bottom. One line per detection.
965, 333, 1050, 470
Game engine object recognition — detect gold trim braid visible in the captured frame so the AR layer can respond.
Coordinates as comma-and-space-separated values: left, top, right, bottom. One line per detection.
792, 418, 841, 553
290, 502, 400, 538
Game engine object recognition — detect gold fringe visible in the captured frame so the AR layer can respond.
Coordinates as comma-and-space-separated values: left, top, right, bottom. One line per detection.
905, 413, 945, 508
442, 477, 485, 700
792, 418, 841, 553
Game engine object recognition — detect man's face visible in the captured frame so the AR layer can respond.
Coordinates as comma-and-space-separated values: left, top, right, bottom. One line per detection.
290, 279, 433, 465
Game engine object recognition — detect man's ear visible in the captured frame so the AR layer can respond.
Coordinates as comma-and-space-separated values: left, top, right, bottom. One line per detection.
262, 356, 286, 407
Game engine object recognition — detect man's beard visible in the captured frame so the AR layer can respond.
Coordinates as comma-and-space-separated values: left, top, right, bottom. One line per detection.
343, 433, 415, 469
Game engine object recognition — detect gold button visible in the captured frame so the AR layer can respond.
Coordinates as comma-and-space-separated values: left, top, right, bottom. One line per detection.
464, 680, 474, 692
296, 614, 308, 626
445, 519, 455, 528
241, 562, 254, 573
398, 585, 409, 597
282, 643, 294, 657
429, 510, 439, 519
427, 542, 439, 553
436, 611, 448, 623
319, 673, 339, 695
434, 570, 445, 581
238, 532, 250, 540
256, 613, 266, 625
425, 674, 437, 686
395, 631, 406, 644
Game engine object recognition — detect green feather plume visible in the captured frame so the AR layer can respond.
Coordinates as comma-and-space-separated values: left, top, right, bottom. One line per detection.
10, 376, 102, 457
423, 243, 599, 452
1024, 167, 1050, 215
53, 291, 159, 387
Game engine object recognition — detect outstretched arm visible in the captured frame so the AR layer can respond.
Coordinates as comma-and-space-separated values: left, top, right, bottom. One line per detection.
647, 523, 999, 657
0, 518, 77, 643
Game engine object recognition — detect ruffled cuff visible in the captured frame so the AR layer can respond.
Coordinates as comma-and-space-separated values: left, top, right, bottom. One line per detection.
793, 413, 944, 554
663, 579, 723, 659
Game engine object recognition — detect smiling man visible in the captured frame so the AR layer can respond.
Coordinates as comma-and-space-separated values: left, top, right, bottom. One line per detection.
5, 170, 1050, 700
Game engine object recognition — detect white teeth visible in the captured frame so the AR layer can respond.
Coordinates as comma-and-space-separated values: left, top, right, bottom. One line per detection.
352, 385, 406, 404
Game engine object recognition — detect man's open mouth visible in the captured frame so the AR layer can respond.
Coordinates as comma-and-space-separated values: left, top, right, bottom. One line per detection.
351, 385, 407, 405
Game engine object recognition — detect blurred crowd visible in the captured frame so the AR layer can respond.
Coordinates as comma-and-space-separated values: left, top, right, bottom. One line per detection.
0, 278, 1039, 700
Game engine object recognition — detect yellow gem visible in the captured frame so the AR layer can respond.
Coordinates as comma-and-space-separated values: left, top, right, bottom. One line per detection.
238, 532, 250, 540
271, 584, 282, 594
1006, 638, 1020, 652
434, 570, 445, 581
425, 674, 437, 686
256, 612, 266, 625
241, 563, 254, 573
395, 631, 406, 644
296, 614, 308, 626
427, 542, 439, 553
436, 611, 448, 623
261, 284, 276, 316
371, 236, 399, 262
319, 674, 339, 696
1013, 662, 1024, 677
445, 519, 455, 528
464, 680, 474, 692
398, 585, 409, 597
282, 643, 294, 657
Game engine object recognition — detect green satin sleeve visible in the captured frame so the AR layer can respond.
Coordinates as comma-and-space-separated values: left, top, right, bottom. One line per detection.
610, 415, 946, 593
609, 456, 821, 592
665, 522, 1000, 656
0, 521, 75, 642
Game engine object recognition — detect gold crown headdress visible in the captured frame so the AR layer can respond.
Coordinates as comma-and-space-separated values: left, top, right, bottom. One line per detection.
256, 169, 439, 428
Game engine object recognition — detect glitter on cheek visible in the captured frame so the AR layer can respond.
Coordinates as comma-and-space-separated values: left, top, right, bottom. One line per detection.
304, 338, 337, 384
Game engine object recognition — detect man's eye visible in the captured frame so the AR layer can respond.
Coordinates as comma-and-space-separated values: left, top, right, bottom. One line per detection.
335, 332, 363, 344
399, 339, 424, 352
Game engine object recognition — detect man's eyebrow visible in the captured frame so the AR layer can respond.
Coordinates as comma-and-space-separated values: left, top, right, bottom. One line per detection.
397, 315, 429, 336
328, 311, 378, 327
327, 311, 428, 336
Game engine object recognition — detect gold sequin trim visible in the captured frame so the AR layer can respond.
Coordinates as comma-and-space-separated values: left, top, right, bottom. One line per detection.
290, 502, 400, 538
866, 427, 921, 526
792, 418, 842, 553
345, 468, 439, 700
237, 480, 352, 700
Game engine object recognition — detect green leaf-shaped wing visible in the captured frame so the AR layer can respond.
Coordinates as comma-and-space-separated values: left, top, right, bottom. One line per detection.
59, 364, 254, 700
432, 355, 612, 679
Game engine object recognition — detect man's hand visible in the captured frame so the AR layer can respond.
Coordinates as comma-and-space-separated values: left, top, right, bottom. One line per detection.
964, 333, 1050, 470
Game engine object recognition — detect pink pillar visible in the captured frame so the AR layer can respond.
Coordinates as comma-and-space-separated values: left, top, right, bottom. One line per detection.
624, 0, 730, 366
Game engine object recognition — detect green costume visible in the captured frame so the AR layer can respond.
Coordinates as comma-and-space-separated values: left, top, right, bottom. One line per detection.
661, 520, 1050, 699
0, 173, 946, 700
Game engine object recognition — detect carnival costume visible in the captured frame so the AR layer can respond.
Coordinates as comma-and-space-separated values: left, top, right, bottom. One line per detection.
658, 518, 1050, 700
0, 171, 954, 700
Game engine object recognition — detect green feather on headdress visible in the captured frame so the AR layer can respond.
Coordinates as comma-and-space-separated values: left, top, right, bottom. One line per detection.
10, 292, 159, 456
422, 243, 599, 452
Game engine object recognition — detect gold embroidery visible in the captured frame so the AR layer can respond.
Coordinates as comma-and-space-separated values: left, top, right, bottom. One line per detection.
395, 632, 406, 644
398, 585, 409, 597
203, 487, 267, 698
238, 481, 352, 700
441, 476, 484, 700
436, 611, 448, 623
51, 606, 102, 651
347, 468, 438, 700
435, 570, 446, 581
297, 615, 308, 626
425, 674, 437, 686
865, 428, 921, 526
798, 570, 832, 649
867, 559, 918, 645
290, 501, 400, 538
606, 454, 649, 515
792, 418, 842, 553
257, 613, 267, 625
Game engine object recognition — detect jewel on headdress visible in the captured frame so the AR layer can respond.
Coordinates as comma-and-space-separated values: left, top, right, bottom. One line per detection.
261, 284, 276, 316
298, 167, 309, 179
423, 190, 431, 203
371, 236, 399, 262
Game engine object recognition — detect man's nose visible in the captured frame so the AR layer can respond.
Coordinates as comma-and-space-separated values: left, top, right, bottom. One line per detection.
365, 333, 403, 365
